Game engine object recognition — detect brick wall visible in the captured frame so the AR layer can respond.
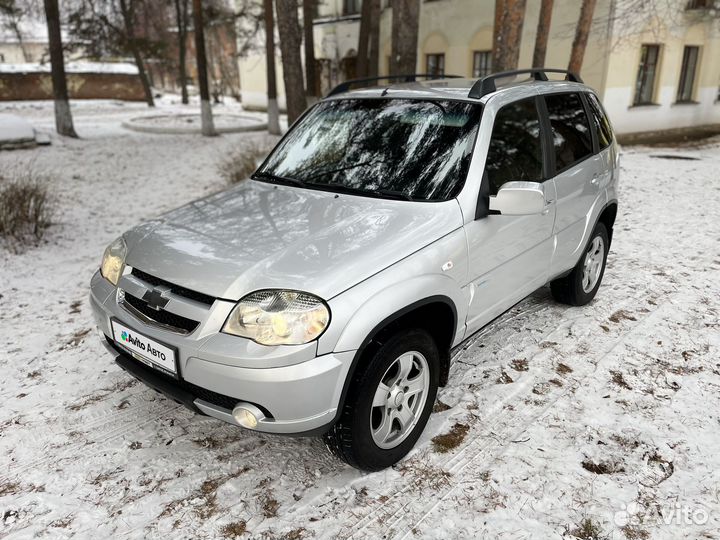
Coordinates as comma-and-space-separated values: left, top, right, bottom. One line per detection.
0, 72, 146, 101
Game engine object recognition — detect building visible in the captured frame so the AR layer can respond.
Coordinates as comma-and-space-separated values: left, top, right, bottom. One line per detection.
238, 0, 720, 136
0, 20, 55, 64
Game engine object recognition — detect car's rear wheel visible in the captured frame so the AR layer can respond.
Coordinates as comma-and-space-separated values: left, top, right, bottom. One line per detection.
550, 222, 609, 306
323, 329, 439, 471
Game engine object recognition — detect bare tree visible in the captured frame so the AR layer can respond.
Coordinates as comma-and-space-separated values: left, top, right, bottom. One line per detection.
192, 0, 216, 135
264, 0, 280, 134
172, 0, 190, 103
492, 0, 527, 72
43, 0, 78, 137
118, 0, 155, 105
389, 0, 419, 75
532, 0, 553, 67
568, 0, 597, 74
66, 0, 164, 107
1, 0, 34, 61
302, 0, 317, 101
356, 0, 371, 78
275, 0, 306, 124
367, 0, 380, 77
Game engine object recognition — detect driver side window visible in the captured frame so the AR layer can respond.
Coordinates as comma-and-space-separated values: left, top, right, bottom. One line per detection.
485, 98, 544, 195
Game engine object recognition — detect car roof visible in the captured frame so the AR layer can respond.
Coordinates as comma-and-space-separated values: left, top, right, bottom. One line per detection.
323, 76, 594, 104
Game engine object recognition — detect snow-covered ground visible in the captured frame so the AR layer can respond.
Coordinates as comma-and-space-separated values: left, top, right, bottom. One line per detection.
1, 100, 719, 540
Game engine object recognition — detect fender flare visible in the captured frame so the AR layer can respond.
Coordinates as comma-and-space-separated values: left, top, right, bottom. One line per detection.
329, 292, 460, 429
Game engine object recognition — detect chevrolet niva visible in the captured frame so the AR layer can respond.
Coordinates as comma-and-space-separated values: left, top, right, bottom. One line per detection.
90, 69, 619, 471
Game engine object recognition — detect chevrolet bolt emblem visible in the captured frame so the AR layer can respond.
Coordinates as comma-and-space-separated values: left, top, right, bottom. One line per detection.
142, 286, 170, 311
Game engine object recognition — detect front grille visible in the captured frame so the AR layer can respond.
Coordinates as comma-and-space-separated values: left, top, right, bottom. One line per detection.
131, 268, 216, 306
124, 292, 200, 334
107, 337, 272, 417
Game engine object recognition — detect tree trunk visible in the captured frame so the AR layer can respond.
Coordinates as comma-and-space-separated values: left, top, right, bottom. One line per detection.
264, 0, 281, 134
492, 0, 527, 72
43, 0, 77, 137
532, 0, 553, 68
119, 0, 155, 107
303, 0, 318, 100
192, 0, 216, 135
568, 0, 597, 75
390, 0, 419, 75
173, 0, 189, 104
356, 0, 372, 78
276, 0, 307, 124
368, 0, 380, 77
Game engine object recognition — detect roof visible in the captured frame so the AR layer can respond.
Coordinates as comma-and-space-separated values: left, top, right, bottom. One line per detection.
325, 72, 591, 103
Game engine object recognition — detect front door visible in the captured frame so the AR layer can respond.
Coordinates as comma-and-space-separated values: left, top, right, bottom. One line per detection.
464, 96, 556, 334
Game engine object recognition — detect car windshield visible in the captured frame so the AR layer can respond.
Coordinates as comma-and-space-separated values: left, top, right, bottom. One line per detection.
256, 98, 483, 201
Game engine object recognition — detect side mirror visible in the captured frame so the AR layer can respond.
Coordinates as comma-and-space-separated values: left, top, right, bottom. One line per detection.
489, 181, 546, 216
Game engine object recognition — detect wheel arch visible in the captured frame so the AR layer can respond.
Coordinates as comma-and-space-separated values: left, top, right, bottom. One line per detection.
597, 200, 618, 245
332, 296, 458, 427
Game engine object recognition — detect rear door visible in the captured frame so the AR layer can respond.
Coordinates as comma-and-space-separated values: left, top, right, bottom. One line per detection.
541, 92, 602, 276
463, 96, 556, 334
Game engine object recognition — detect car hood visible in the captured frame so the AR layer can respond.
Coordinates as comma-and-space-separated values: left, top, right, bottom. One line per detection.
124, 180, 463, 301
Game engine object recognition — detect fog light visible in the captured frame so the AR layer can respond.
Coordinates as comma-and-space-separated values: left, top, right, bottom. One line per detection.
233, 403, 264, 429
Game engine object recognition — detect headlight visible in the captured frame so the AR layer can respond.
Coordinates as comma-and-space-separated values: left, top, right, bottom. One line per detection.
100, 236, 127, 286
222, 290, 330, 346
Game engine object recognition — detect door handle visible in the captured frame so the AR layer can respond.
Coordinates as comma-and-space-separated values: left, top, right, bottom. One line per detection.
591, 175, 600, 186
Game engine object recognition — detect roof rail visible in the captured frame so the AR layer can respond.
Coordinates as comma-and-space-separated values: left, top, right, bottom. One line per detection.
326, 73, 463, 97
468, 68, 583, 99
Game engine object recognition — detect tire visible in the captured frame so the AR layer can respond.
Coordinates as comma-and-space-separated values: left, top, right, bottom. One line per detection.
323, 329, 440, 471
550, 222, 609, 306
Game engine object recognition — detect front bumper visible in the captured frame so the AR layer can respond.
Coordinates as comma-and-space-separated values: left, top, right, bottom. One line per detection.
90, 270, 354, 435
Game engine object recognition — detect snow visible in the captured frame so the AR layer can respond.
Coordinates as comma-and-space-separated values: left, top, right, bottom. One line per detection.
1, 99, 719, 539
0, 113, 35, 143
0, 62, 139, 75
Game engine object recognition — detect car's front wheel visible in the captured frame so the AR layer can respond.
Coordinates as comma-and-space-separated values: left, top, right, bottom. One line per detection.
323, 329, 439, 471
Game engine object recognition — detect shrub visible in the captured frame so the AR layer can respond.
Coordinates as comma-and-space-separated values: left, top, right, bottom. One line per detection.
0, 165, 54, 249
219, 141, 271, 184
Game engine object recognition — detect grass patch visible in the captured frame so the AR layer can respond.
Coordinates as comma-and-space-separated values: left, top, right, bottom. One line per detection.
510, 359, 528, 371
609, 310, 637, 323
262, 493, 280, 517
433, 399, 451, 413
219, 142, 271, 184
220, 520, 247, 538
610, 370, 632, 390
0, 164, 54, 249
568, 517, 608, 540
432, 422, 470, 453
621, 525, 649, 540
581, 458, 625, 475
556, 362, 573, 375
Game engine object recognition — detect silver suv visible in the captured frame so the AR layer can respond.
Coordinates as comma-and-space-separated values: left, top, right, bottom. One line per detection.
90, 69, 619, 471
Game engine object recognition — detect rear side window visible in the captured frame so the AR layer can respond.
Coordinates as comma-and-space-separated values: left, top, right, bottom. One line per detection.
544, 93, 593, 172
485, 97, 544, 195
585, 93, 613, 149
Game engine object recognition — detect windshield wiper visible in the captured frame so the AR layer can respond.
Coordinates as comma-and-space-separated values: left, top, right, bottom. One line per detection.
377, 189, 413, 201
252, 171, 306, 188
304, 181, 414, 201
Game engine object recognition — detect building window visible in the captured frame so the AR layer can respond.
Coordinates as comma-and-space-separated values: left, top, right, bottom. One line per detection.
425, 53, 445, 77
634, 44, 660, 105
677, 46, 699, 103
343, 0, 360, 15
472, 51, 492, 78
